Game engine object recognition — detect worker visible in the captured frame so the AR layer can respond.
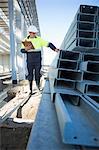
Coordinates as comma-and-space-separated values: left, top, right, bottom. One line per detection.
21, 25, 59, 95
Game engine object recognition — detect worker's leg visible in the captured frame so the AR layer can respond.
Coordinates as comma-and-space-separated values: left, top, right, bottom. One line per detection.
29, 80, 32, 93
27, 63, 34, 93
35, 63, 41, 89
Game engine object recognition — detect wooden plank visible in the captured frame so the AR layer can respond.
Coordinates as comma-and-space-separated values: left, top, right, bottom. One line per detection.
0, 93, 30, 123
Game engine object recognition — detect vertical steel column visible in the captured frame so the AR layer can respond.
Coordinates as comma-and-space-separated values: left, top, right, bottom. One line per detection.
8, 0, 17, 84
21, 14, 26, 80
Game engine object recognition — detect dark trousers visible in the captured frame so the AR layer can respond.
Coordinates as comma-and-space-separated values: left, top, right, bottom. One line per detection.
21, 49, 41, 92
27, 62, 41, 86
26, 51, 41, 91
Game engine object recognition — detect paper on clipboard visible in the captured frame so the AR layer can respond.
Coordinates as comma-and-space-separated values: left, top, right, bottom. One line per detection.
22, 40, 35, 49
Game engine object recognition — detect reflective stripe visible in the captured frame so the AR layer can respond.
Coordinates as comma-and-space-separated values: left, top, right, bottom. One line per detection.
26, 49, 41, 52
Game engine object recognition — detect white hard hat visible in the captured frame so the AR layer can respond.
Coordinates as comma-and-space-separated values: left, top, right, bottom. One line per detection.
27, 25, 38, 33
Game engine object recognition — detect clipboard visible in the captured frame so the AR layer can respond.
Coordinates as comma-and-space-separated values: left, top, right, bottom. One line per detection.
22, 41, 35, 49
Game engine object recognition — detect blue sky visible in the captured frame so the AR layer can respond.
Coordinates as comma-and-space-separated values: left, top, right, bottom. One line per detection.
36, 0, 99, 48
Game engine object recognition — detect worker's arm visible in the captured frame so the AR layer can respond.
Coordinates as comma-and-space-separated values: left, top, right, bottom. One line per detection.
21, 40, 27, 53
21, 44, 34, 53
39, 37, 59, 52
21, 39, 33, 53
48, 42, 59, 52
21, 48, 27, 53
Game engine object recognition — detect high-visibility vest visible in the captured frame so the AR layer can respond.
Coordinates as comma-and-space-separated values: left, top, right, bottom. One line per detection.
21, 35, 49, 51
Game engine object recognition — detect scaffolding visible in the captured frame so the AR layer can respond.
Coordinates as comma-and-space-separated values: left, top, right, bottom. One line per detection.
0, 0, 40, 82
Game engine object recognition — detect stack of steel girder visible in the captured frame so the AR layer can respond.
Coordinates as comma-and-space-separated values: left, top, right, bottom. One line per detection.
76, 52, 99, 109
61, 5, 99, 51
49, 50, 99, 147
49, 50, 82, 103
49, 4, 99, 147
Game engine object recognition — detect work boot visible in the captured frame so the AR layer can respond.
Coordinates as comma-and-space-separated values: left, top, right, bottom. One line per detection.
29, 90, 32, 95
29, 80, 32, 91
29, 81, 38, 95
37, 85, 43, 92
39, 86, 43, 91
36, 83, 40, 90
